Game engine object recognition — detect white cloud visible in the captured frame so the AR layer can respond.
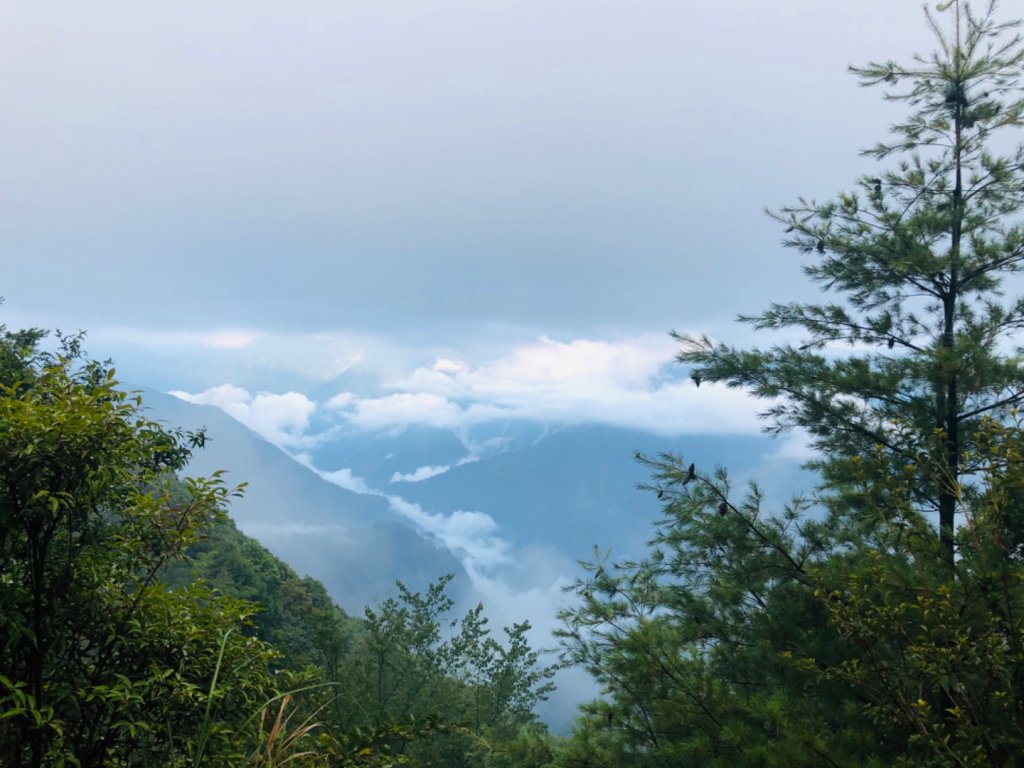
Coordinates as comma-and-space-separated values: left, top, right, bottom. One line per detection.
307, 459, 512, 571
317, 467, 372, 495
170, 382, 251, 409
332, 392, 473, 431
389, 454, 480, 483
385, 495, 512, 571
169, 384, 316, 449
399, 335, 673, 398
390, 464, 452, 483
432, 357, 469, 374
326, 391, 355, 409
307, 460, 512, 572
169, 334, 768, 445
327, 334, 763, 436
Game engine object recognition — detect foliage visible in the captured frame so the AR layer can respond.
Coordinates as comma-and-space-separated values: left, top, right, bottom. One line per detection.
162, 515, 353, 678
0, 327, 278, 767
558, 422, 1024, 765
677, 0, 1024, 565
559, 3, 1024, 766
336, 575, 560, 768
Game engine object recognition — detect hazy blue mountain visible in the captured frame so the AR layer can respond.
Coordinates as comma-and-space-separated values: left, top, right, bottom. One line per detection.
308, 424, 470, 488
139, 389, 469, 613
140, 389, 814, 731
299, 416, 813, 567
394, 425, 813, 562
141, 388, 813, 621
307, 421, 552, 488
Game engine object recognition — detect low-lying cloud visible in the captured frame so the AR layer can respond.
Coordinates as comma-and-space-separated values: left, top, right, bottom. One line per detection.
385, 495, 512, 572
327, 335, 762, 437
172, 333, 765, 444
166, 333, 773, 731
169, 384, 317, 449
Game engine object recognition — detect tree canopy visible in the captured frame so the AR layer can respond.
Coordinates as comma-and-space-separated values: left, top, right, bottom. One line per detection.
558, 2, 1024, 765
0, 325, 560, 768
679, 0, 1024, 566
0, 328, 277, 766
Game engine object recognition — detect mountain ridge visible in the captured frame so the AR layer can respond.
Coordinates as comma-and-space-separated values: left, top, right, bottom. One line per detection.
139, 389, 471, 613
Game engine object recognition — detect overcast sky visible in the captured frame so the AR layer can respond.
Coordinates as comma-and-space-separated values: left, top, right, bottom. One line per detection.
2, 0, 943, 422
4, 4, 990, 716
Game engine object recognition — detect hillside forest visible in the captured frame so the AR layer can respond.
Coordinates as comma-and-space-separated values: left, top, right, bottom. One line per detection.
5, 1, 1024, 765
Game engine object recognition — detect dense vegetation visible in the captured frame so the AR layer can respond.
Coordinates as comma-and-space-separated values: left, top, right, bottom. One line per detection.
4, 2, 1024, 766
558, 1, 1024, 766
0, 329, 557, 767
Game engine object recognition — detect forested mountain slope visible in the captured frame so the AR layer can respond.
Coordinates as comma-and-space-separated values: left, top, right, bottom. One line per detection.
141, 388, 471, 612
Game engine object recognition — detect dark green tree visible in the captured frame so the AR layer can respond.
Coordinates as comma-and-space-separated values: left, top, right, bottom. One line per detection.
558, 471, 861, 767
557, 3, 1024, 766
679, 0, 1024, 566
810, 420, 1024, 766
558, 427, 1024, 766
0, 323, 560, 768
341, 575, 558, 767
0, 328, 277, 767
449, 608, 557, 736
162, 514, 353, 679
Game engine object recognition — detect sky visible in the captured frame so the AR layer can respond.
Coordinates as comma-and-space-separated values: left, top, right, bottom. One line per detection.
0, 0, 950, 563
0, 1, 979, 723
2, 0, 940, 406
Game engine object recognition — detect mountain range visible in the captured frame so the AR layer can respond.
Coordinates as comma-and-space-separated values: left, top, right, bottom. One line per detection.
142, 389, 469, 613
143, 388, 812, 611
141, 387, 814, 729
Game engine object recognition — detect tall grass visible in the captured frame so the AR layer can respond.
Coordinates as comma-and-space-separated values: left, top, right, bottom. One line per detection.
189, 630, 341, 767
249, 695, 326, 767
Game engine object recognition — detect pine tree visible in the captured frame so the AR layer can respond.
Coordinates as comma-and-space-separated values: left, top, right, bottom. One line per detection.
679, 0, 1024, 565
557, 5, 1024, 766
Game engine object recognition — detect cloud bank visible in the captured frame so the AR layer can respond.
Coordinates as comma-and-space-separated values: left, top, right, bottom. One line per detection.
171, 333, 765, 444
169, 384, 317, 449
326, 335, 762, 437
